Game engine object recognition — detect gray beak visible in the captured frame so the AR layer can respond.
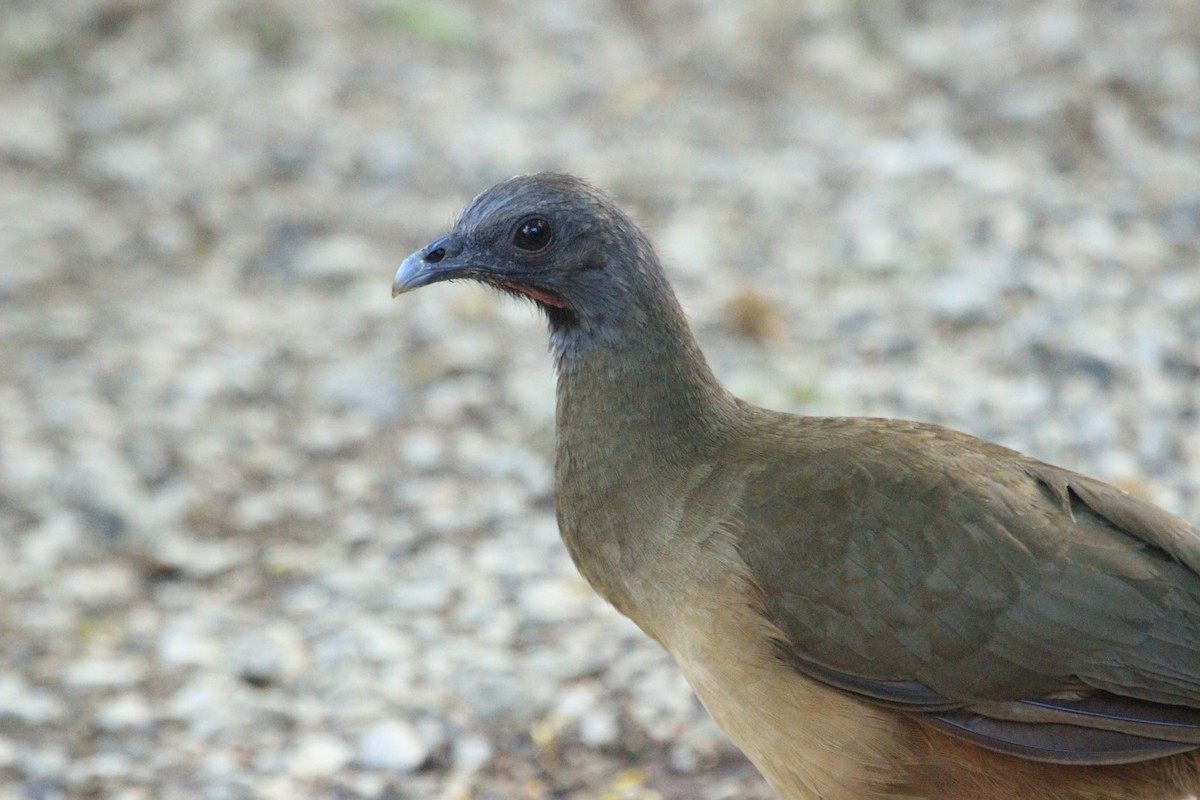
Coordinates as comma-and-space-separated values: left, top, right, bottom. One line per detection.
392, 236, 464, 297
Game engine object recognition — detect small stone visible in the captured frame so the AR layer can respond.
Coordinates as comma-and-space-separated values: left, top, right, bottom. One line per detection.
0, 675, 65, 725
295, 414, 374, 456
457, 670, 524, 727
16, 744, 69, 779
451, 733, 493, 774
108, 790, 152, 800
0, 93, 69, 164
154, 535, 253, 579
517, 578, 590, 623
356, 719, 428, 772
165, 675, 238, 733
578, 707, 620, 748
399, 429, 445, 471
68, 751, 146, 785
95, 693, 154, 731
288, 734, 353, 779
87, 136, 167, 188
63, 658, 148, 690
388, 570, 454, 613
19, 513, 83, 571
158, 618, 222, 667
928, 270, 1002, 327
230, 624, 310, 688
57, 563, 139, 606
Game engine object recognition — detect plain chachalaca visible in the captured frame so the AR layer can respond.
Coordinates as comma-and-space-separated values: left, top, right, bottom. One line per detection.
392, 173, 1200, 800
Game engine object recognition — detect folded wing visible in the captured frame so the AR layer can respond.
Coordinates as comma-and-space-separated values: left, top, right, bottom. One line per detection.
732, 416, 1200, 764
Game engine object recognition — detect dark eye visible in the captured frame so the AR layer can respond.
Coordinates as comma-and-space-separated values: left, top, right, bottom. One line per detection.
513, 217, 552, 252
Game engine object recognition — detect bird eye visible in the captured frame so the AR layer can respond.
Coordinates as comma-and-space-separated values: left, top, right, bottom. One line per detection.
513, 217, 552, 252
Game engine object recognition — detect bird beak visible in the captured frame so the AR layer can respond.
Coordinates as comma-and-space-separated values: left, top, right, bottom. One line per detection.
392, 235, 465, 297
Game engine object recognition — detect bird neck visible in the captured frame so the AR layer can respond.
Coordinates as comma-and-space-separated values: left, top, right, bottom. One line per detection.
550, 281, 739, 620
553, 286, 735, 468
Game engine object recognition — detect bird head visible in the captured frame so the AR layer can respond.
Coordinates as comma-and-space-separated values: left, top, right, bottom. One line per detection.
393, 173, 663, 344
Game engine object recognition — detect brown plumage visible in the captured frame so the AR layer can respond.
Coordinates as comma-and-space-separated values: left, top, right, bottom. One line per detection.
393, 173, 1200, 799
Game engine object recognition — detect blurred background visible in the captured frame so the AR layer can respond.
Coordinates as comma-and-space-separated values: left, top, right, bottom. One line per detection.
2, 1, 1199, 798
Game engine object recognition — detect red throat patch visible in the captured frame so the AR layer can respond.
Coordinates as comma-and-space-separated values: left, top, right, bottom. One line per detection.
500, 281, 568, 308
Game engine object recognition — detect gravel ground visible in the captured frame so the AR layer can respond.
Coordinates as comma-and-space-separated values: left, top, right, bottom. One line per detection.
2, 1, 1199, 798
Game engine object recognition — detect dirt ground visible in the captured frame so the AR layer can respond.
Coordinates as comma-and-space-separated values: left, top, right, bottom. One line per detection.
2, 1, 1199, 798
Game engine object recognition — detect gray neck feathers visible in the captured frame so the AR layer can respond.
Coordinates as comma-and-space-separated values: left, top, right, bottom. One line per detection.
551, 257, 734, 465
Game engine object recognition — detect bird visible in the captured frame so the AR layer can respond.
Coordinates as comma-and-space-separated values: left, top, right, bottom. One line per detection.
392, 173, 1200, 800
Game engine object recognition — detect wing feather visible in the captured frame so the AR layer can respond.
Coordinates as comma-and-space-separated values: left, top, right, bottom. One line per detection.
729, 415, 1200, 764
